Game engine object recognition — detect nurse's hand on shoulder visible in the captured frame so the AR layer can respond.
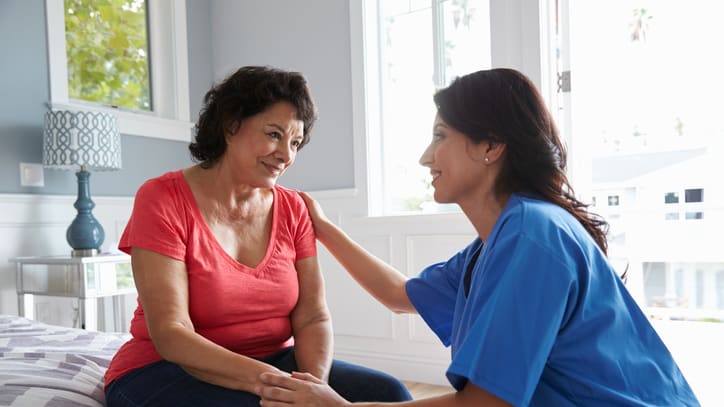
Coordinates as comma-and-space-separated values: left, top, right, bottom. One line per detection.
298, 191, 331, 235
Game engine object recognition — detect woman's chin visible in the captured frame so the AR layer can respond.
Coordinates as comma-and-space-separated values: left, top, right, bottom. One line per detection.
432, 193, 451, 204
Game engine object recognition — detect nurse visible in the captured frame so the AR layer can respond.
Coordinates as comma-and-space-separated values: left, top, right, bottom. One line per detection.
259, 68, 700, 407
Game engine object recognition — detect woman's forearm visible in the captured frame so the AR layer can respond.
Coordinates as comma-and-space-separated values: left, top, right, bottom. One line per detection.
152, 323, 280, 393
315, 219, 416, 314
292, 316, 333, 381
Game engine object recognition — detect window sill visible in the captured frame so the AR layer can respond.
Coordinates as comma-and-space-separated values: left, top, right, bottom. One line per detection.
49, 102, 193, 143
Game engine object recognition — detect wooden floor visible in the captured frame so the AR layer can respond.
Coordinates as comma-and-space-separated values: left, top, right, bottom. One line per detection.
402, 380, 455, 400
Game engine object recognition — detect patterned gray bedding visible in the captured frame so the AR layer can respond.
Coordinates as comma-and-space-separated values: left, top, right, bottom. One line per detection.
0, 314, 128, 407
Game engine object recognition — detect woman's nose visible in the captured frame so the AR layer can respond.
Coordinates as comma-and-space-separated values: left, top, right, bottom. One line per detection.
419, 142, 433, 167
276, 142, 294, 164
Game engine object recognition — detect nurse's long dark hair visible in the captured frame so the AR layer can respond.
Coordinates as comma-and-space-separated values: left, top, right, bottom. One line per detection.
434, 68, 610, 255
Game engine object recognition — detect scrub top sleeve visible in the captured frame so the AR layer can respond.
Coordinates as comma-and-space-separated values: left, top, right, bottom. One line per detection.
406, 263, 457, 346
447, 234, 577, 407
406, 242, 478, 346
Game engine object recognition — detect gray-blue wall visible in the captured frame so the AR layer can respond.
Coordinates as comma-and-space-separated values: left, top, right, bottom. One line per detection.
0, 0, 356, 197
209, 0, 355, 191
0, 0, 208, 196
186, 0, 214, 126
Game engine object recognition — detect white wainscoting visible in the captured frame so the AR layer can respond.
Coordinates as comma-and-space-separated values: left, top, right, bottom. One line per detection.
0, 193, 134, 325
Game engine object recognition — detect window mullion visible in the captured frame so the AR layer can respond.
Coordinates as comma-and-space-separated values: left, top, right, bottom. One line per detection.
147, 0, 190, 122
431, 0, 445, 86
46, 0, 69, 104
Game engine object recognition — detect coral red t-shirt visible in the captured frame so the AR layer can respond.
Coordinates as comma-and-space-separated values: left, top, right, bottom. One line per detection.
104, 170, 317, 387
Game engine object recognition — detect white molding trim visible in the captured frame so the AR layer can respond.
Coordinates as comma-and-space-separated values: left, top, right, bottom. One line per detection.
304, 188, 358, 200
148, 0, 190, 124
0, 193, 133, 206
348, 0, 375, 216
47, 102, 193, 143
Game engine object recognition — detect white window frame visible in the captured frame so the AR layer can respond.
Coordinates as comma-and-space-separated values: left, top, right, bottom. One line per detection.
45, 0, 193, 142
349, 0, 548, 217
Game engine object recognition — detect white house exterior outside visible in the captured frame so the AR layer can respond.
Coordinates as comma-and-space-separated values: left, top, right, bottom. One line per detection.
591, 142, 724, 322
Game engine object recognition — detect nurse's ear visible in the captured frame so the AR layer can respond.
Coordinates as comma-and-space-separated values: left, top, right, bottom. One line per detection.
480, 141, 505, 164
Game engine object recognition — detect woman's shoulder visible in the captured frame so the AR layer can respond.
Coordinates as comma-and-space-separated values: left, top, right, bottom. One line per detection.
134, 170, 187, 204
137, 170, 183, 191
273, 184, 296, 196
273, 184, 306, 209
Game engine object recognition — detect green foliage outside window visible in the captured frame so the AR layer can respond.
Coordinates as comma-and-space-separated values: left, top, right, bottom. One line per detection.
64, 0, 151, 111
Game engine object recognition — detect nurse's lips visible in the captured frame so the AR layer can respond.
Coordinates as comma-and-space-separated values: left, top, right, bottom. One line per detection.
430, 170, 441, 183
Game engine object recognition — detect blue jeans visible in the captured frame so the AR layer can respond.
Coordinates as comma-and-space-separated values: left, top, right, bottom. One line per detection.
105, 347, 413, 406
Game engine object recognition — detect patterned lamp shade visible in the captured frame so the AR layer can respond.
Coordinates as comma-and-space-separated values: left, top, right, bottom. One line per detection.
42, 110, 122, 256
42, 110, 122, 171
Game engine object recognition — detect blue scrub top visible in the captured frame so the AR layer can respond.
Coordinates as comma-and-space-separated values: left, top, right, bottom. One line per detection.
406, 194, 699, 407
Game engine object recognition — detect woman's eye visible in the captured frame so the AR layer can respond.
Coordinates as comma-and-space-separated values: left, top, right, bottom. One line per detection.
291, 140, 302, 148
268, 131, 282, 140
433, 132, 444, 141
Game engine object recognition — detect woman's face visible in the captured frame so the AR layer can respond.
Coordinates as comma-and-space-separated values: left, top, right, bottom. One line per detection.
224, 101, 304, 188
419, 114, 488, 204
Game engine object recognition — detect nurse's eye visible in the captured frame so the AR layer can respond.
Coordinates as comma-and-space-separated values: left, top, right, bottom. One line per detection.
432, 131, 445, 141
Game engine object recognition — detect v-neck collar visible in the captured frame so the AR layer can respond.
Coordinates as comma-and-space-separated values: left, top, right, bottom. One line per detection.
177, 170, 278, 271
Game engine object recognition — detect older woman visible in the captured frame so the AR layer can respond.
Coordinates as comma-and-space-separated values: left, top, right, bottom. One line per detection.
258, 68, 700, 407
104, 66, 411, 406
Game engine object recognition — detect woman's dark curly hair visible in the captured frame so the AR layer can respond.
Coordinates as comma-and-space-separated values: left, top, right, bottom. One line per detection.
433, 68, 610, 254
189, 66, 317, 168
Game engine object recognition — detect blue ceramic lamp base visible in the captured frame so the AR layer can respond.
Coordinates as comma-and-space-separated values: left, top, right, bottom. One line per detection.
67, 170, 105, 257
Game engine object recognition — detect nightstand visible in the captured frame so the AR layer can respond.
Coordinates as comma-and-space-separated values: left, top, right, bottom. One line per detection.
10, 254, 135, 331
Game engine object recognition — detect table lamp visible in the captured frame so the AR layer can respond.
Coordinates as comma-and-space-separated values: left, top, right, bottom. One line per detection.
42, 110, 122, 257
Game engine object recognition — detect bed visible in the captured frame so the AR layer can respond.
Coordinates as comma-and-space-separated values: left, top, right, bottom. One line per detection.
0, 314, 128, 407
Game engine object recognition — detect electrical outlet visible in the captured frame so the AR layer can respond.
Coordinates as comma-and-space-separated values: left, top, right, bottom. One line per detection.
20, 162, 44, 187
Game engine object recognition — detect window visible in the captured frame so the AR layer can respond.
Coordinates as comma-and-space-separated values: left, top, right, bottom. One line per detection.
64, 0, 151, 111
685, 212, 703, 220
661, 188, 706, 221
685, 188, 703, 203
664, 212, 679, 221
557, 0, 724, 325
664, 192, 679, 204
364, 0, 491, 215
46, 0, 192, 141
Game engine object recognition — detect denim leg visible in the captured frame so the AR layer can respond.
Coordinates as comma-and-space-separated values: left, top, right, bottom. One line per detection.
105, 360, 260, 407
106, 348, 412, 406
327, 359, 413, 402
